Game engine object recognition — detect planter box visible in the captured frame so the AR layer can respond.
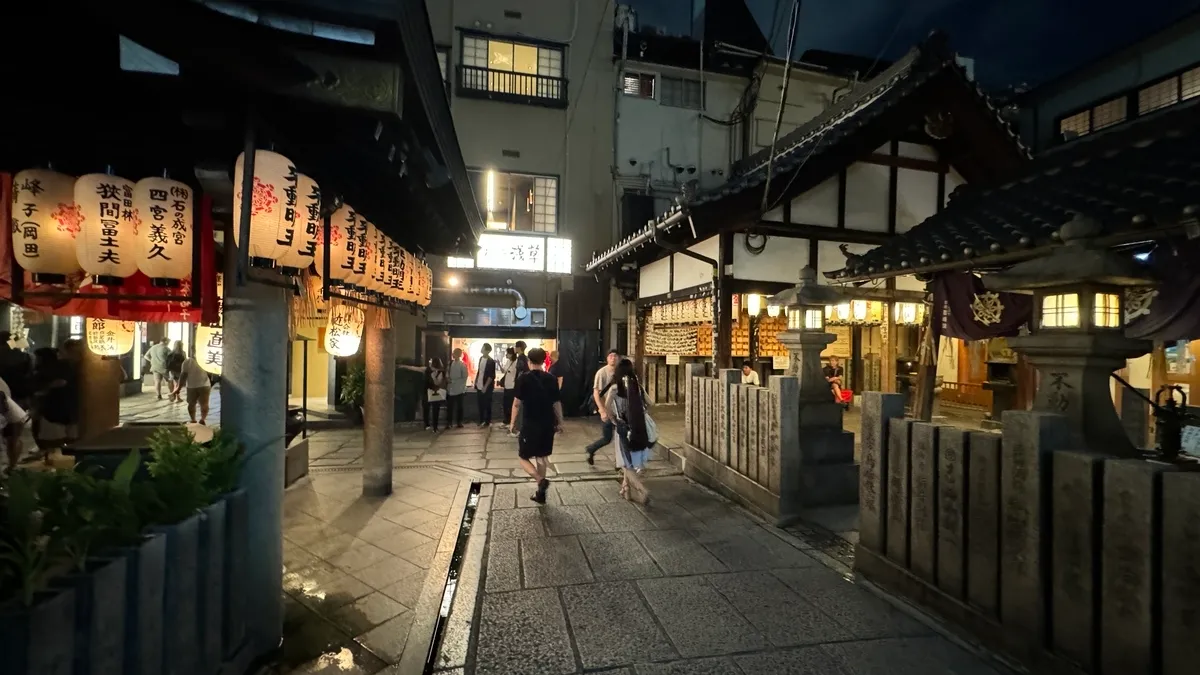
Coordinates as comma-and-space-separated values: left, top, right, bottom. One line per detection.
0, 589, 76, 675
197, 501, 226, 675
116, 534, 166, 675
55, 556, 128, 675
221, 490, 248, 658
154, 514, 200, 675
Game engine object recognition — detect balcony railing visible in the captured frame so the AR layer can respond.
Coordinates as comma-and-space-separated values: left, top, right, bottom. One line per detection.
936, 380, 993, 410
456, 65, 568, 108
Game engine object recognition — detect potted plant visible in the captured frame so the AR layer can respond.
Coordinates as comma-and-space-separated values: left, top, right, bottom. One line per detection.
0, 469, 76, 675
340, 362, 366, 424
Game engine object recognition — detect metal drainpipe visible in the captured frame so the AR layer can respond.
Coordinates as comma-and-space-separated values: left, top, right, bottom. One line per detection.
432, 286, 527, 309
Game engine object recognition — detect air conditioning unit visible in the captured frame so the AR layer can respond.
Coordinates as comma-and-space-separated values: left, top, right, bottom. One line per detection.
435, 307, 548, 327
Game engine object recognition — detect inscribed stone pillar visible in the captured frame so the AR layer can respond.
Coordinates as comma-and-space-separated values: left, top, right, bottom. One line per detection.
909, 422, 938, 583
362, 309, 396, 497
769, 376, 798, 499
999, 411, 1067, 645
1100, 459, 1175, 675
966, 432, 1001, 616
718, 369, 738, 466
1119, 386, 1149, 449
730, 384, 742, 471
1050, 451, 1105, 672
221, 278, 288, 658
76, 348, 121, 441
886, 418, 913, 567
755, 388, 770, 483
746, 387, 760, 482
738, 385, 752, 475
936, 428, 969, 599
859, 392, 904, 554
1162, 472, 1200, 675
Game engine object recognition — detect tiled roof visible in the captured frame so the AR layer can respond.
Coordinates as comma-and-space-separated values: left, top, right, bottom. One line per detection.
586, 31, 1027, 273
830, 100, 1200, 282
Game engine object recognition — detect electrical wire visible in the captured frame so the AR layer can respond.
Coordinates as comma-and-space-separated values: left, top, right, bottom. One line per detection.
758, 0, 803, 215
560, 0, 616, 166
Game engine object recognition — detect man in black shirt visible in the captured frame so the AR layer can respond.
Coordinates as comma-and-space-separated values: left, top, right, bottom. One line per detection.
511, 347, 562, 503
823, 355, 845, 402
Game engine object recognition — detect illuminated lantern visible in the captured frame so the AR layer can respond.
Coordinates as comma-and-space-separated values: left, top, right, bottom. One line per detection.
389, 243, 406, 300
232, 150, 298, 267
315, 203, 356, 286
349, 212, 370, 292
75, 173, 139, 285
371, 228, 389, 297
277, 173, 320, 275
133, 177, 193, 287
422, 262, 432, 306
10, 169, 82, 283
382, 239, 397, 300
324, 304, 365, 357
195, 324, 224, 375
85, 318, 136, 356
363, 221, 385, 296
339, 208, 367, 290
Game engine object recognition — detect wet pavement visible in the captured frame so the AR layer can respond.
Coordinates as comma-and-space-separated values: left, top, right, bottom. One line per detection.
432, 475, 1008, 675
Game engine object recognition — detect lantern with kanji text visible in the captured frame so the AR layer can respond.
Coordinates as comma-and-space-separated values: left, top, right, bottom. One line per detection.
133, 177, 193, 287
324, 304, 365, 357
196, 324, 224, 375
232, 150, 298, 267
316, 203, 356, 286
10, 169, 82, 283
76, 173, 139, 285
85, 318, 136, 356
276, 173, 320, 275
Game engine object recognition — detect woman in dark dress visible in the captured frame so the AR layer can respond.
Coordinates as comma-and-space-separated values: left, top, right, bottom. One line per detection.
424, 358, 447, 432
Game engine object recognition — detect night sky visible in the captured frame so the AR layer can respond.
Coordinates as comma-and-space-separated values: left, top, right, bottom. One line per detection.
628, 0, 1200, 88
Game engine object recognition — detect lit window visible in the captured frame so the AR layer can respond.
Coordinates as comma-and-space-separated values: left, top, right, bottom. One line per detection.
804, 308, 824, 330
1093, 293, 1121, 328
1041, 293, 1080, 329
470, 170, 558, 233
1182, 66, 1200, 100
1091, 97, 1127, 131
546, 238, 572, 275
1138, 79, 1177, 114
623, 72, 655, 98
788, 309, 801, 330
460, 35, 564, 103
447, 257, 475, 269
1059, 110, 1090, 139
660, 76, 704, 109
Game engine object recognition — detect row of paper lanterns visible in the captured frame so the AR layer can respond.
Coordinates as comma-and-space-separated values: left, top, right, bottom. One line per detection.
233, 150, 432, 306
83, 319, 224, 376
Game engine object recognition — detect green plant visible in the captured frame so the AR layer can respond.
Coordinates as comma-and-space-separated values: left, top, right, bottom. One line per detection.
35, 450, 143, 572
145, 427, 213, 525
200, 428, 243, 496
340, 362, 365, 409
0, 470, 58, 606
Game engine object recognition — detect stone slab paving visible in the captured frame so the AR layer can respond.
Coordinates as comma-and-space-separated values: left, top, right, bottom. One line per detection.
440, 475, 1007, 675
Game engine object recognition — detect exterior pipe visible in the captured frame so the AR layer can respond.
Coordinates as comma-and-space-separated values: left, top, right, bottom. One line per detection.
433, 286, 526, 308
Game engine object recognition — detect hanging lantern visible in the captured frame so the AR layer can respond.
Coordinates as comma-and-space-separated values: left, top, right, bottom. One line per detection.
195, 324, 224, 375
132, 177, 193, 287
382, 239, 398, 300
85, 318, 136, 356
277, 173, 320, 275
363, 222, 385, 297
76, 173, 139, 286
372, 229, 389, 297
746, 294, 763, 316
315, 203, 356, 286
339, 208, 366, 291
324, 304, 365, 357
766, 304, 781, 318
420, 261, 432, 307
350, 213, 370, 292
10, 169, 83, 283
232, 150, 298, 267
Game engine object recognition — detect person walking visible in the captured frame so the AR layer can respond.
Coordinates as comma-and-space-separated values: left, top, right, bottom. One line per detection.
584, 349, 620, 465
174, 351, 213, 424
143, 337, 171, 399
447, 348, 468, 428
425, 357, 448, 432
474, 343, 497, 428
509, 347, 562, 504
500, 347, 518, 430
165, 341, 186, 403
606, 358, 651, 504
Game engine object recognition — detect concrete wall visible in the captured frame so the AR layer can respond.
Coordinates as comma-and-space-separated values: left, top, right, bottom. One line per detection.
855, 392, 1200, 675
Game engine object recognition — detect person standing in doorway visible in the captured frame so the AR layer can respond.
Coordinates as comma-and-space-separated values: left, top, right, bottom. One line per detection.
584, 349, 620, 465
741, 360, 761, 386
175, 351, 213, 424
510, 347, 562, 504
165, 341, 186, 403
143, 337, 171, 400
447, 348, 468, 428
474, 343, 496, 428
500, 347, 518, 431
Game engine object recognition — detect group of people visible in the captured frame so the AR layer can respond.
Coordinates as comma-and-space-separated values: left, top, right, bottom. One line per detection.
422, 341, 564, 433
738, 355, 847, 401
584, 349, 654, 504
0, 333, 83, 472
142, 337, 214, 425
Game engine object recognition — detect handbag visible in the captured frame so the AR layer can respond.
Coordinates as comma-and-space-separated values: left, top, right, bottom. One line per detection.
428, 388, 447, 403
643, 411, 659, 446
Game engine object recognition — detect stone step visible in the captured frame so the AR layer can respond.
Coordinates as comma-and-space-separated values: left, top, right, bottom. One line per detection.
799, 462, 860, 508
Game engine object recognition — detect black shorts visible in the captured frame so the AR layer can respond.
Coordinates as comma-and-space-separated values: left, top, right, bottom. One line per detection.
518, 427, 555, 460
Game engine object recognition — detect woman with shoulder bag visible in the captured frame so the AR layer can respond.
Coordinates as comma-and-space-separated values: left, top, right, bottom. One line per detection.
604, 358, 652, 504
425, 357, 448, 432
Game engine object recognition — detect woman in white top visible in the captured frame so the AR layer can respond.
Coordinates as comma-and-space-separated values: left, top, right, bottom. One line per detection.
500, 347, 518, 429
174, 356, 213, 425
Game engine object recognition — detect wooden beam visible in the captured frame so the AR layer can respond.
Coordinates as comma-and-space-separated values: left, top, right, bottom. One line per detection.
808, 238, 819, 269
887, 141, 899, 235
863, 152, 945, 173
753, 221, 892, 245
836, 169, 847, 228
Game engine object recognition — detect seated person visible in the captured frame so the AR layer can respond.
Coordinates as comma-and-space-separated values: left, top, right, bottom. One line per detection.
740, 360, 760, 386
823, 355, 845, 401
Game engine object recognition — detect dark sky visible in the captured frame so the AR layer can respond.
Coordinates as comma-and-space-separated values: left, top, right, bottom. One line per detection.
628, 0, 1200, 88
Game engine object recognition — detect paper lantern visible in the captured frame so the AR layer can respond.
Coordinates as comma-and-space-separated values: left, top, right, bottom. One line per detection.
324, 304, 365, 357
383, 239, 399, 300
371, 229, 389, 297
85, 318, 136, 356
422, 262, 432, 307
363, 222, 385, 296
339, 207, 366, 290
277, 173, 320, 274
348, 212, 370, 291
132, 177, 193, 287
10, 169, 83, 283
232, 150, 298, 267
75, 173, 139, 285
196, 324, 224, 375
315, 203, 356, 285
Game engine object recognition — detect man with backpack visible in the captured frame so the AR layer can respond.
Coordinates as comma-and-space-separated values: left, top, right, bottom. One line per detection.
584, 349, 620, 465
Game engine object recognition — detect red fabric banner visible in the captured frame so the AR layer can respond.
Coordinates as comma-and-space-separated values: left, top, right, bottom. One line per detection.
2, 172, 219, 324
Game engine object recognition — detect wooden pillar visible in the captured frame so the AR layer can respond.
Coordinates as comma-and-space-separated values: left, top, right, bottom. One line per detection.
1149, 341, 1167, 438
715, 233, 734, 371
912, 296, 936, 421
634, 305, 647, 378
881, 298, 897, 394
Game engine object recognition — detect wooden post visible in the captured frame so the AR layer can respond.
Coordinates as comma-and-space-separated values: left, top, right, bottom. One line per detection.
634, 305, 647, 379
881, 300, 897, 393
715, 233, 734, 371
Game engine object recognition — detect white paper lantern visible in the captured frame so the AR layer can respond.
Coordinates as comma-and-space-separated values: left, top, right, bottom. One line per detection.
75, 173, 139, 285
347, 212, 370, 291
363, 221, 383, 296
232, 150, 298, 267
10, 169, 83, 283
195, 324, 224, 375
371, 228, 389, 297
421, 262, 432, 307
277, 173, 320, 274
85, 318, 136, 356
133, 177, 193, 286
339, 207, 367, 290
383, 239, 400, 300
324, 304, 365, 357
315, 203, 356, 285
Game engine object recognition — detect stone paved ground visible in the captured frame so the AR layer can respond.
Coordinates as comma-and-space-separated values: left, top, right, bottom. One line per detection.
434, 475, 1006, 675
119, 387, 225, 424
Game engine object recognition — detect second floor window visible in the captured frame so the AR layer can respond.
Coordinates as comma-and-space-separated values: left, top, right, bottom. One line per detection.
470, 170, 558, 234
660, 76, 704, 109
459, 34, 565, 106
623, 73, 655, 98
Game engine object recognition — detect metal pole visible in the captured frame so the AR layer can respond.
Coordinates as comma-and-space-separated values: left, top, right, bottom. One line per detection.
302, 339, 309, 439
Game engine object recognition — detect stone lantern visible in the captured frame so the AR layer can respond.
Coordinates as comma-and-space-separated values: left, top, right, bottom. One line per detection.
771, 266, 844, 402
984, 215, 1155, 457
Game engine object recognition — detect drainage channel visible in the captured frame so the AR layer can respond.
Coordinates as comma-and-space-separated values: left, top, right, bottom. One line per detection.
423, 481, 482, 675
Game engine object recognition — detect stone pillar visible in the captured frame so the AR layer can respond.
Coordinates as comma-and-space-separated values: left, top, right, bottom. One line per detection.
76, 348, 122, 441
966, 431, 1001, 616
717, 369, 738, 467
684, 363, 704, 446
1162, 472, 1200, 675
936, 428, 969, 599
362, 309, 396, 497
777, 328, 836, 402
859, 392, 905, 554
1050, 450, 1105, 672
1007, 332, 1150, 457
221, 278, 288, 658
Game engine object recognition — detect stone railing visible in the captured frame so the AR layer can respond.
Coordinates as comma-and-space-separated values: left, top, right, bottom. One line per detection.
673, 367, 857, 524
855, 391, 1200, 675
642, 358, 693, 405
